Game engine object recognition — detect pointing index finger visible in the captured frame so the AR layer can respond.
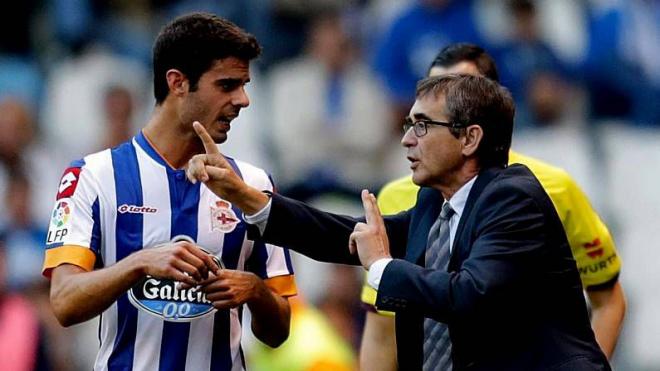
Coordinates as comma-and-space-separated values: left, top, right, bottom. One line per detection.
193, 121, 220, 155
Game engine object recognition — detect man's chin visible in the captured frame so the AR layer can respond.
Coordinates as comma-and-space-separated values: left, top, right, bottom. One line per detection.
411, 172, 428, 187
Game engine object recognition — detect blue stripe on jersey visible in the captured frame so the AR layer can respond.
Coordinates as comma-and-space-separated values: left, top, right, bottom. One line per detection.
108, 141, 143, 371
283, 248, 294, 275
211, 310, 232, 371
158, 168, 201, 371
237, 304, 246, 370
247, 240, 269, 278
69, 158, 86, 168
91, 197, 103, 268
135, 131, 169, 168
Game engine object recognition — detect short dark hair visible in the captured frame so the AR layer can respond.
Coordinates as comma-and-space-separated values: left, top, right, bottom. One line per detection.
152, 13, 262, 104
416, 75, 515, 167
429, 43, 499, 82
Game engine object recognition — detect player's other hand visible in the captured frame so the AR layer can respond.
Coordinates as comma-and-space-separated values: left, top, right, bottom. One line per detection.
349, 190, 391, 269
198, 269, 267, 309
187, 121, 270, 215
135, 240, 220, 286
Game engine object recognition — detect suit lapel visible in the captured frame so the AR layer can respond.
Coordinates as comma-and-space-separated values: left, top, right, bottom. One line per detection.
449, 166, 504, 268
406, 188, 442, 265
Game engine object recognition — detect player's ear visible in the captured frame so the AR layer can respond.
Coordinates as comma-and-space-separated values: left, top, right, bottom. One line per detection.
166, 69, 188, 97
461, 124, 483, 157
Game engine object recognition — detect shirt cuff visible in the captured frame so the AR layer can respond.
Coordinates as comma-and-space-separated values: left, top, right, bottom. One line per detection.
242, 198, 272, 235
367, 258, 393, 290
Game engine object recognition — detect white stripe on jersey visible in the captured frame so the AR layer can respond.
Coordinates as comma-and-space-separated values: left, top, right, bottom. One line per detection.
84, 150, 119, 371
184, 315, 214, 371
185, 185, 225, 371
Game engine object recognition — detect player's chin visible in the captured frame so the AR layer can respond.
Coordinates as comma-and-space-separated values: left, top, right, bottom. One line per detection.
212, 132, 228, 144
208, 126, 229, 142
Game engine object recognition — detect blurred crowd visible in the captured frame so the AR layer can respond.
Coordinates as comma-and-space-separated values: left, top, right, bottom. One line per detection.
0, 0, 658, 370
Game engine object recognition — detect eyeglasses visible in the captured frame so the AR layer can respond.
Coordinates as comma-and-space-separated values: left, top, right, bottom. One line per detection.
402, 117, 463, 137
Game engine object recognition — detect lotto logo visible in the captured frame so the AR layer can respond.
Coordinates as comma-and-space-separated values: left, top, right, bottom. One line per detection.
57, 168, 82, 199
117, 204, 158, 214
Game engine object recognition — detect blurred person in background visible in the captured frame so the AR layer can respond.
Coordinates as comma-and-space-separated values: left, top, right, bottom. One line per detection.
316, 265, 365, 351
0, 98, 35, 170
359, 43, 625, 371
582, 0, 659, 126
100, 85, 136, 150
42, 13, 296, 371
494, 0, 572, 129
0, 98, 62, 228
4, 169, 47, 291
269, 8, 396, 202
0, 232, 50, 371
372, 0, 484, 133
0, 0, 41, 109
41, 43, 149, 162
3, 169, 75, 371
248, 295, 356, 371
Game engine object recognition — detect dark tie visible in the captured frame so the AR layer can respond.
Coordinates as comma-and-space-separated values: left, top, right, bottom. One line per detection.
423, 202, 455, 371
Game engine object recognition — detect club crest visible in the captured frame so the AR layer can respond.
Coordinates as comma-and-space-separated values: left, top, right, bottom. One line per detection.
210, 199, 240, 233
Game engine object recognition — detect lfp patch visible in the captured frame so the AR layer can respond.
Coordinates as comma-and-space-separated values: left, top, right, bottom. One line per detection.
128, 235, 224, 322
51, 199, 72, 228
47, 199, 73, 245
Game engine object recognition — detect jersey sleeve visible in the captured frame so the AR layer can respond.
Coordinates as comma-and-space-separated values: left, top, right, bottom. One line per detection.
246, 239, 297, 297
553, 174, 622, 289
42, 161, 101, 278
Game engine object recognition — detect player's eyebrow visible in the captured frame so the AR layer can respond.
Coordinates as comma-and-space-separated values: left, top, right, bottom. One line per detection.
215, 77, 250, 86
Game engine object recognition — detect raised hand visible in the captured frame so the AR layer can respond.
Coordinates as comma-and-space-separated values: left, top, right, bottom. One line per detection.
349, 189, 391, 269
187, 121, 269, 214
186, 121, 244, 196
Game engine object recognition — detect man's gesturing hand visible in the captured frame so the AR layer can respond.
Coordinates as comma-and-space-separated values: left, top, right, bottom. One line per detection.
349, 190, 391, 269
187, 121, 269, 214
187, 121, 245, 198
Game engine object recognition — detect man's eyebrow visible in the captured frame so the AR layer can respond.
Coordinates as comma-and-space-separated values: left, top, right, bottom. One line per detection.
412, 113, 432, 121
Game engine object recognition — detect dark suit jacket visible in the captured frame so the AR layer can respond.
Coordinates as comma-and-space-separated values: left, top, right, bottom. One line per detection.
260, 164, 610, 370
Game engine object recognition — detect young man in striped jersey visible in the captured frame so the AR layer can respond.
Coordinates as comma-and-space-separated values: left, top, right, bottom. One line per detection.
43, 13, 296, 370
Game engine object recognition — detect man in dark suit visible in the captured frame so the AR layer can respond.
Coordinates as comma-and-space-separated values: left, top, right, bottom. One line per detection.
187, 74, 610, 370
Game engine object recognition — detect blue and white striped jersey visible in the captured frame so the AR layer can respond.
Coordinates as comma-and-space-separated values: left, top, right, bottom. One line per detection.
43, 132, 296, 371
